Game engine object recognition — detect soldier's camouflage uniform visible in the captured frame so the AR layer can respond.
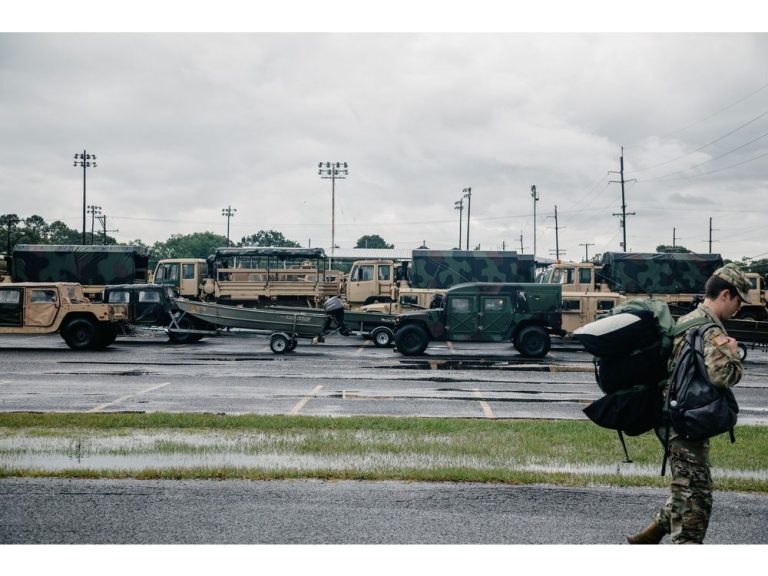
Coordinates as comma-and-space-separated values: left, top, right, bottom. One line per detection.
653, 303, 742, 544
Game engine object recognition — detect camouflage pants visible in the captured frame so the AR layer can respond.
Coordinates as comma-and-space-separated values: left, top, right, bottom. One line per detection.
654, 437, 713, 544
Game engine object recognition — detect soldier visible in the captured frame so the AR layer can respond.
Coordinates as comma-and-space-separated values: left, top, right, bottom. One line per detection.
627, 263, 751, 544
321, 295, 350, 337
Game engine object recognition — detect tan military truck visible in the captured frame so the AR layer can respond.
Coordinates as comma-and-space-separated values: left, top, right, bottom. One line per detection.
0, 282, 128, 350
539, 252, 725, 333
741, 272, 768, 320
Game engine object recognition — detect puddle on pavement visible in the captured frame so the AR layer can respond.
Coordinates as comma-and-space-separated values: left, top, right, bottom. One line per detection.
1, 430, 767, 481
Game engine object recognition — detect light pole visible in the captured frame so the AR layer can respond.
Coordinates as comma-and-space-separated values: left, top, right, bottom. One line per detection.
463, 187, 472, 250
87, 205, 102, 245
530, 185, 539, 257
454, 198, 464, 250
318, 161, 348, 269
222, 206, 237, 246
74, 150, 97, 245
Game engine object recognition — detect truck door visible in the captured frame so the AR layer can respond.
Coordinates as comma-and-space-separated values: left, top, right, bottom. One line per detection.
180, 263, 199, 298
445, 295, 476, 341
0, 287, 23, 327
478, 295, 510, 341
25, 288, 59, 327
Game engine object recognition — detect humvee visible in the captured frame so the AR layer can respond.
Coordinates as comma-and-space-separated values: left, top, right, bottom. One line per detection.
0, 283, 128, 350
392, 282, 563, 358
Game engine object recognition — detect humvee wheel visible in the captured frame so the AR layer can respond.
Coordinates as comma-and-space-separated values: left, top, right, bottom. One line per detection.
738, 342, 748, 361
394, 324, 429, 356
61, 317, 98, 350
168, 315, 203, 344
287, 338, 298, 352
92, 324, 119, 350
270, 333, 290, 354
371, 326, 394, 348
515, 325, 551, 358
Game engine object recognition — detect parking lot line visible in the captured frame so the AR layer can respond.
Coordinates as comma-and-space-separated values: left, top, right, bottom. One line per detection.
88, 382, 171, 413
355, 340, 372, 354
290, 384, 324, 415
473, 388, 495, 419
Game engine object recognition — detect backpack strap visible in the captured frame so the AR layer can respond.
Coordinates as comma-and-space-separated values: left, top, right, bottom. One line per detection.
670, 316, 711, 337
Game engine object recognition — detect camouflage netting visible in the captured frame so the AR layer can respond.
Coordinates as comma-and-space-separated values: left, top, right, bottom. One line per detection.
600, 252, 723, 294
11, 245, 149, 285
410, 250, 537, 289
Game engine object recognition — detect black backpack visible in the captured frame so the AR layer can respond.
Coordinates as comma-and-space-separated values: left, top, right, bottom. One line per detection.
574, 300, 710, 462
664, 323, 739, 438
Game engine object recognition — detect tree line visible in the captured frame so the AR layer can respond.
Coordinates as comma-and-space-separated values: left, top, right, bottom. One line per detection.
0, 214, 396, 266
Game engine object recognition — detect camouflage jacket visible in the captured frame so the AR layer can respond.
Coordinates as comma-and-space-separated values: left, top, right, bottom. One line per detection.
669, 303, 742, 390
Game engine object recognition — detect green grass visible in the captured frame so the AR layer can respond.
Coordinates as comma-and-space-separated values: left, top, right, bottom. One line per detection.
1, 412, 766, 492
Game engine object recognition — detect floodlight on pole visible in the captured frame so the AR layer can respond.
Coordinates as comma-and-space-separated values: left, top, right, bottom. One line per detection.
530, 185, 539, 257
463, 187, 472, 250
222, 206, 237, 246
454, 198, 464, 250
87, 205, 102, 245
74, 150, 97, 245
318, 161, 348, 269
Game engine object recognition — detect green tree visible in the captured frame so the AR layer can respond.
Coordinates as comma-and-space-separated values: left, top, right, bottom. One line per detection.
0, 214, 21, 253
239, 230, 301, 247
46, 220, 83, 244
355, 234, 393, 249
150, 231, 227, 261
655, 244, 692, 253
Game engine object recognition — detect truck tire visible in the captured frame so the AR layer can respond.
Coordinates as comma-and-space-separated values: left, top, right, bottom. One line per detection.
515, 325, 551, 358
371, 326, 394, 348
168, 315, 203, 344
395, 324, 430, 356
92, 324, 119, 350
61, 317, 98, 350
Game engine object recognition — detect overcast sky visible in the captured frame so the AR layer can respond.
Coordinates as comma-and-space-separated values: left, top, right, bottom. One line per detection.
2, 19, 767, 261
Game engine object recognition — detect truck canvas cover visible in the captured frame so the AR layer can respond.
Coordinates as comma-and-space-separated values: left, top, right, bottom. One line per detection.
600, 252, 723, 294
11, 244, 149, 285
410, 250, 536, 289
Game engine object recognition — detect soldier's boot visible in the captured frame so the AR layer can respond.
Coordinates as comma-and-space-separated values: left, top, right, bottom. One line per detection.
626, 522, 666, 544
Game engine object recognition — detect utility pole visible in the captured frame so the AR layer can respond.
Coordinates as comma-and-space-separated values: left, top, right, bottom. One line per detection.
519, 231, 525, 254
318, 162, 348, 270
609, 147, 636, 251
547, 205, 565, 261
579, 242, 595, 262
530, 185, 539, 257
222, 206, 237, 246
673, 227, 676, 249
454, 198, 464, 250
87, 205, 102, 245
708, 217, 720, 253
73, 150, 97, 245
463, 187, 472, 250
96, 214, 118, 245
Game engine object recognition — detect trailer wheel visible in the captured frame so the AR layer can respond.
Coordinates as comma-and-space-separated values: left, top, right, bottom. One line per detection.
61, 317, 98, 350
515, 325, 551, 358
371, 326, 394, 348
394, 324, 430, 356
270, 333, 290, 354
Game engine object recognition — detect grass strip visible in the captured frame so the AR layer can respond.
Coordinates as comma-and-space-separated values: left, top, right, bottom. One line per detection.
1, 412, 766, 492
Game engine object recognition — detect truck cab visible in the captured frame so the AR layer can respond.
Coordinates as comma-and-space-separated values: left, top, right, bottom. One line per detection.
151, 258, 208, 299
393, 282, 563, 358
344, 260, 398, 307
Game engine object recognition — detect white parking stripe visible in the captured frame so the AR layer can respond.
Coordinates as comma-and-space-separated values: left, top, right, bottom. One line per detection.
473, 388, 495, 419
88, 382, 170, 413
291, 384, 324, 414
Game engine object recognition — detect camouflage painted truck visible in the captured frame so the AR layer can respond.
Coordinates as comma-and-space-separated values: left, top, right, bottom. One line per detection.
352, 250, 538, 314
538, 252, 725, 333
7, 244, 150, 301
0, 282, 128, 350
392, 282, 563, 358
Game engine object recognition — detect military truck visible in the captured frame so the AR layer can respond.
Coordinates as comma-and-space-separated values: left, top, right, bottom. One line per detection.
392, 282, 563, 358
539, 252, 725, 333
151, 247, 343, 308
8, 244, 150, 301
0, 282, 128, 350
740, 272, 768, 320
